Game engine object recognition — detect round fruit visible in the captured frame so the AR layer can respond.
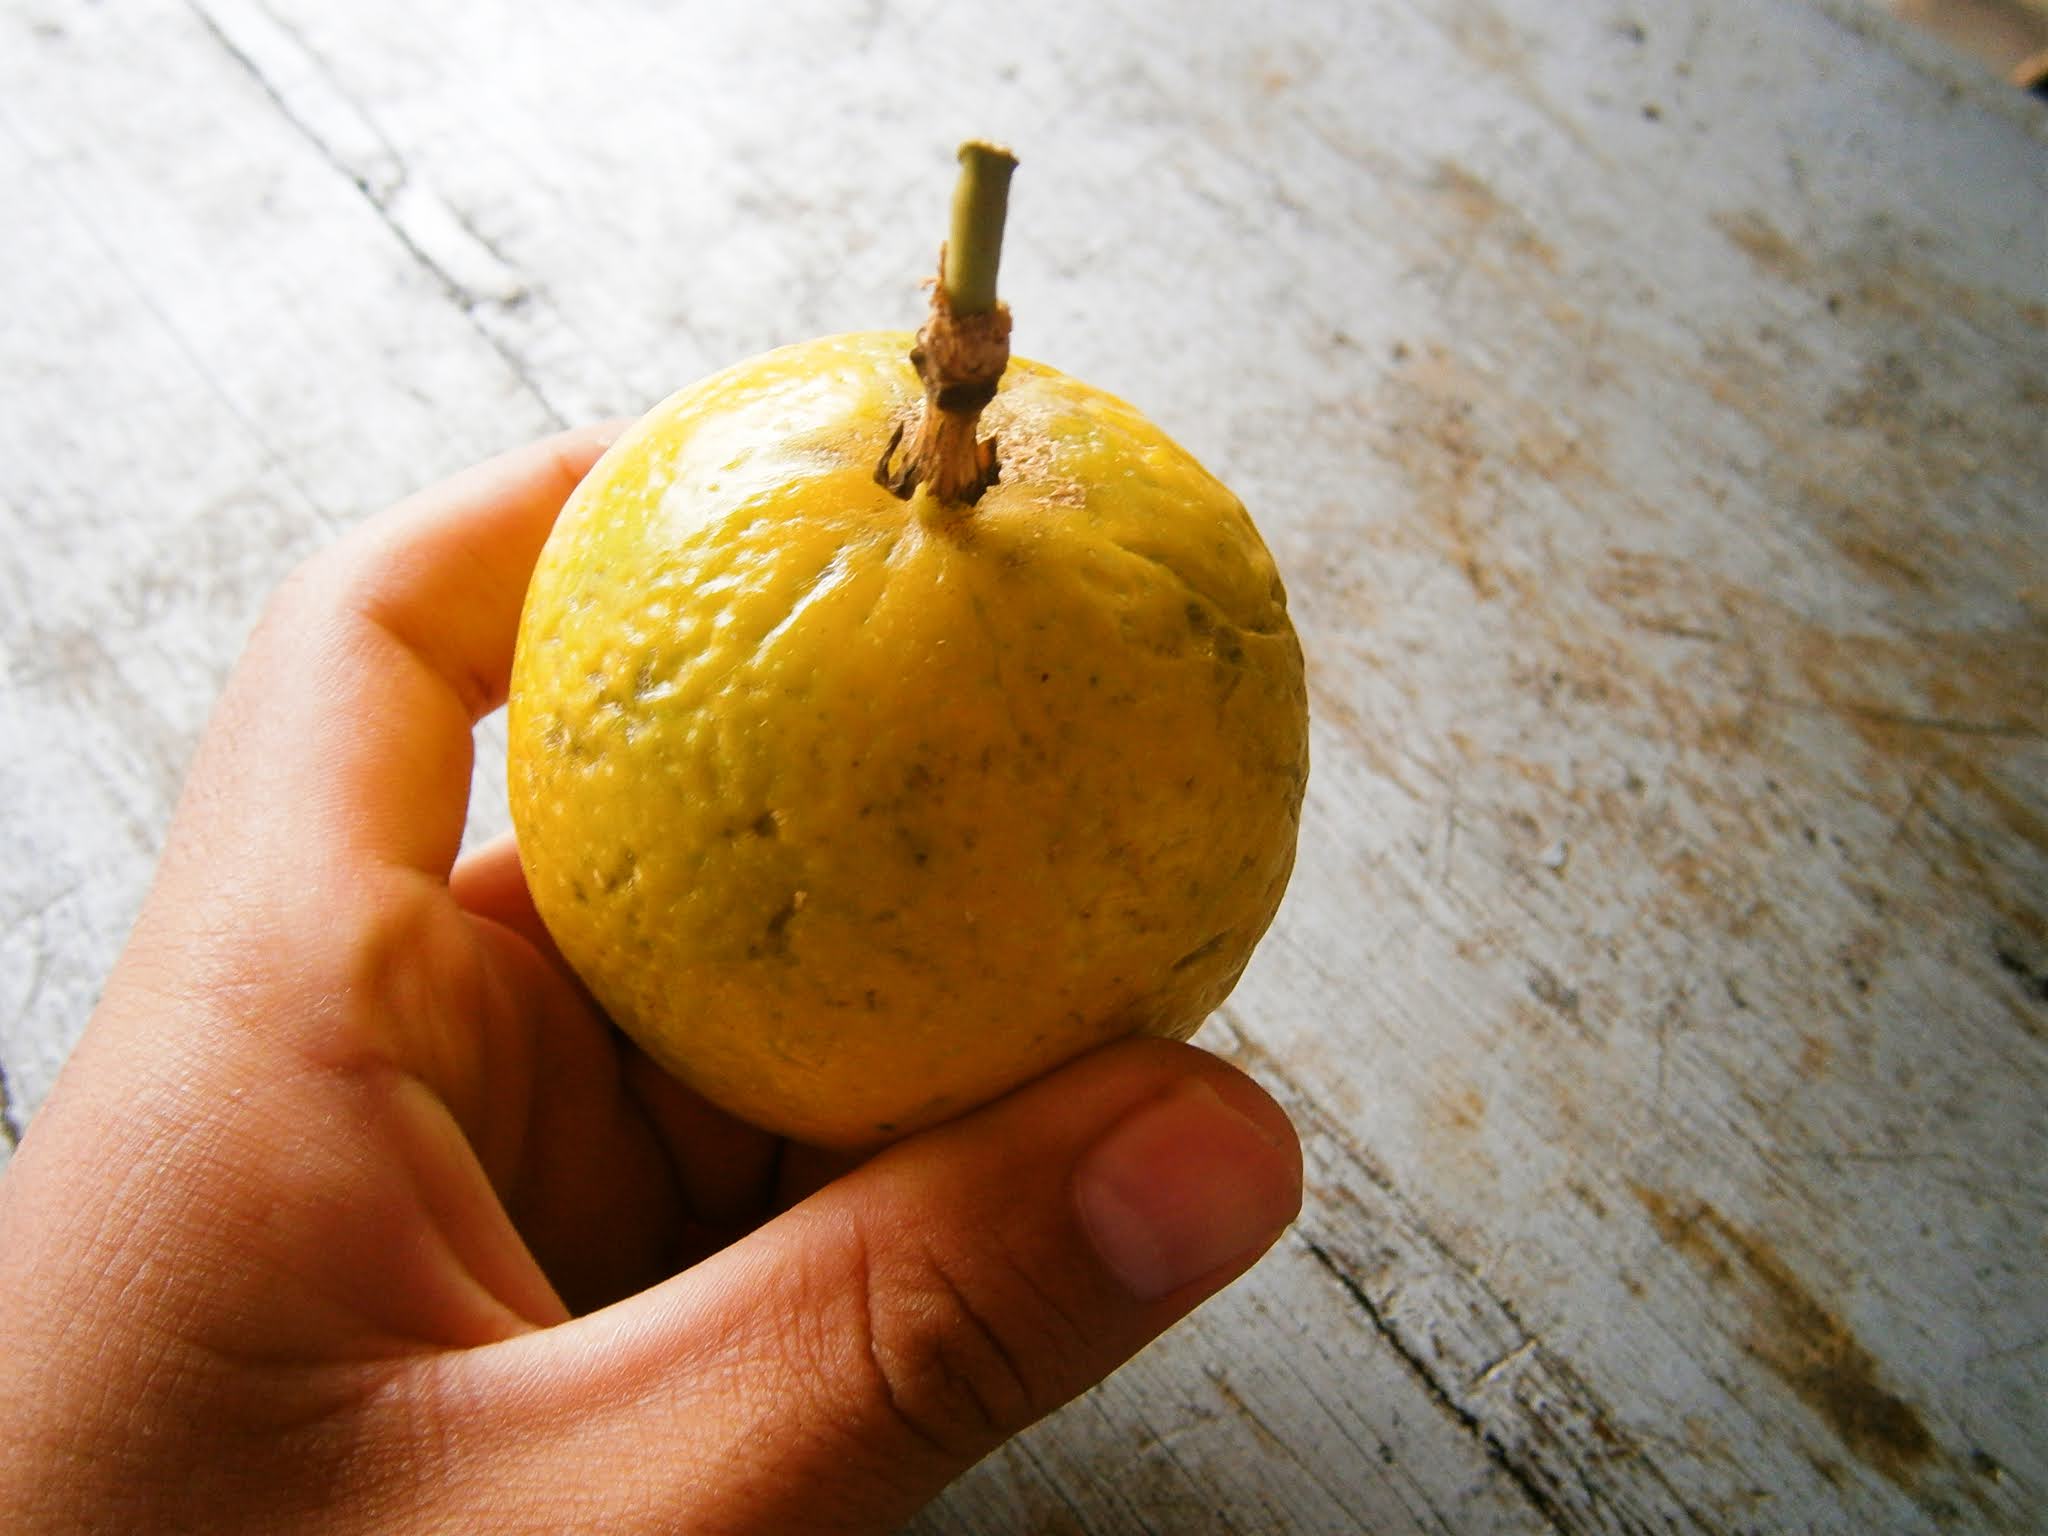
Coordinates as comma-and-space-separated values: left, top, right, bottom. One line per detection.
506, 150, 1307, 1147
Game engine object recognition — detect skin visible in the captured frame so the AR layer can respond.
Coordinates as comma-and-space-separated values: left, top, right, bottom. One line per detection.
0, 426, 1302, 1535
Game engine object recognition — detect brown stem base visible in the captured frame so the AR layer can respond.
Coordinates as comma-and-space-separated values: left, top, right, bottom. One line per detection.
877, 260, 1012, 508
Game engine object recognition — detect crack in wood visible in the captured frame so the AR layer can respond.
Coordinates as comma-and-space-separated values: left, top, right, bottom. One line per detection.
1216, 1010, 1723, 1535
182, 0, 572, 429
1302, 1237, 1571, 1535
1299, 1233, 1733, 1536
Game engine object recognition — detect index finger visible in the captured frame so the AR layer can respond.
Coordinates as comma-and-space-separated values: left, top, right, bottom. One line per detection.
174, 422, 625, 886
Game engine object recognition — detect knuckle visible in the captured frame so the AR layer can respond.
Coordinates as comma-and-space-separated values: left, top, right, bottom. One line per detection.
835, 1219, 1061, 1462
257, 546, 345, 639
233, 548, 354, 692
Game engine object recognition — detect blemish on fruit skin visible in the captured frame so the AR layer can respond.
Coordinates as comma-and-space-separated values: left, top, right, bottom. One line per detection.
752, 894, 801, 961
1172, 931, 1232, 972
595, 849, 639, 893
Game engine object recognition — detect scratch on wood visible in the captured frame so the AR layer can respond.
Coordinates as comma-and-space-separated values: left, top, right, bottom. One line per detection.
1527, 963, 1586, 1031
1622, 615, 1727, 644
1205, 1367, 1289, 1458
1654, 999, 1672, 1119
1119, 1399, 1223, 1529
1015, 1440, 1094, 1534
1471, 1338, 1541, 1393
1301, 1237, 1572, 1536
1992, 941, 2048, 1005
1887, 767, 1935, 846
1754, 691, 2046, 742
1075, 1394, 1172, 1536
1209, 1356, 1423, 1533
1964, 1333, 2048, 1373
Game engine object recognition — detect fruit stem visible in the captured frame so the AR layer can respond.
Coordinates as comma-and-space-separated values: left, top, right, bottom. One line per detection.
944, 141, 1015, 316
878, 140, 1017, 510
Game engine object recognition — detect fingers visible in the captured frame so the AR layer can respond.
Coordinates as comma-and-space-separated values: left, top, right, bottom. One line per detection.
164, 423, 624, 892
453, 833, 788, 1241
620, 1052, 786, 1242
449, 832, 561, 963
436, 1039, 1302, 1535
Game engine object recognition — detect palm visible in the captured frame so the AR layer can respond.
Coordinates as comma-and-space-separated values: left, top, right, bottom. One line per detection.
170, 848, 796, 1379
439, 837, 792, 1317
94, 430, 862, 1366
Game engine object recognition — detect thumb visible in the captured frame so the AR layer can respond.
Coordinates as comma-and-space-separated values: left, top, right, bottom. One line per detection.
441, 1038, 1301, 1535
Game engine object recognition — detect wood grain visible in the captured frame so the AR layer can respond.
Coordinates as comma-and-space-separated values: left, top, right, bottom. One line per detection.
3, 1, 2043, 1530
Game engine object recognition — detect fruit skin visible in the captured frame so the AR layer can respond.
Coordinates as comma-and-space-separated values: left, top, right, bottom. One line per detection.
508, 331, 1308, 1148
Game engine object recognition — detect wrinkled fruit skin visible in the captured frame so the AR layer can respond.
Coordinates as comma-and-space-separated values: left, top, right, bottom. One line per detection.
508, 332, 1308, 1147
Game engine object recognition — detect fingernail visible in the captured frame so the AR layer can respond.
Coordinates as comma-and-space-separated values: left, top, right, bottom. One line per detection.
1073, 1078, 1301, 1302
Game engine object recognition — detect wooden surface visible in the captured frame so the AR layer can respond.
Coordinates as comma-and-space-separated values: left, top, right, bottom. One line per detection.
3, 2, 2044, 1531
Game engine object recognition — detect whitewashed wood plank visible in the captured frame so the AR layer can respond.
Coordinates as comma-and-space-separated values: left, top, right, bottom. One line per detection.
0, 0, 569, 1151
3, 0, 2043, 1530
0, 3, 1540, 1531
910, 1230, 1560, 1536
1219, 0, 2048, 1515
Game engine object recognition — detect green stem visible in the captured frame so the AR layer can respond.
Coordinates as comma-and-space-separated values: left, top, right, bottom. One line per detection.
875, 141, 1019, 510
942, 141, 1017, 316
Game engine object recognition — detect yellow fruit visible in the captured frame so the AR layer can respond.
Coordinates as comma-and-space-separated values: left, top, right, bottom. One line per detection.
507, 330, 1307, 1147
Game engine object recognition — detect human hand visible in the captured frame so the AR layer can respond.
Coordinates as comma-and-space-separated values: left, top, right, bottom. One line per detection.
0, 427, 1302, 1534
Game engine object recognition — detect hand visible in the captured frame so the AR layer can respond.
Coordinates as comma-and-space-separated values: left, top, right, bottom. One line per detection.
0, 428, 1302, 1535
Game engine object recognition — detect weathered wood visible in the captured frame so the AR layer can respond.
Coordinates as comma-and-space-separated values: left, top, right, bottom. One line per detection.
3, 0, 2043, 1531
